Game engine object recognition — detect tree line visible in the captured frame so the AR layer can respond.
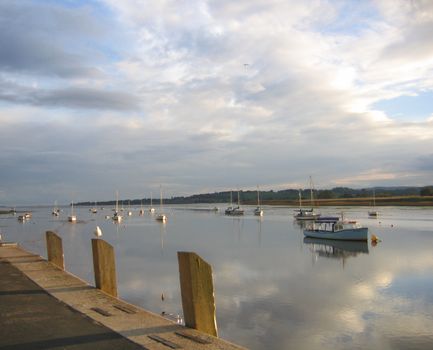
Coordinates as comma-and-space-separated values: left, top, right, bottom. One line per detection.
76, 186, 433, 206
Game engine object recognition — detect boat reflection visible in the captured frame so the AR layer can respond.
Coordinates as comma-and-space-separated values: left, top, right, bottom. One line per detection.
303, 237, 369, 264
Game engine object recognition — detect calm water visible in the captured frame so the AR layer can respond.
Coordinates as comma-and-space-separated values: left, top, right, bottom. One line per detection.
2, 205, 433, 349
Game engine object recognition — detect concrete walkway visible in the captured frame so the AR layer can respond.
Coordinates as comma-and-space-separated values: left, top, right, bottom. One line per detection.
0, 258, 144, 350
0, 244, 246, 350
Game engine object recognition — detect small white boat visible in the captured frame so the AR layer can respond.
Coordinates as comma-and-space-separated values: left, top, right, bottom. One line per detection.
156, 213, 167, 222
254, 186, 264, 216
127, 201, 132, 216
112, 212, 122, 222
225, 191, 234, 215
295, 208, 320, 220
229, 206, 244, 216
149, 192, 155, 213
91, 202, 98, 214
294, 180, 320, 221
139, 200, 145, 215
112, 191, 123, 222
52, 201, 60, 216
368, 189, 379, 218
18, 215, 28, 221
254, 208, 263, 216
68, 202, 77, 223
156, 186, 167, 222
304, 219, 368, 241
225, 191, 244, 216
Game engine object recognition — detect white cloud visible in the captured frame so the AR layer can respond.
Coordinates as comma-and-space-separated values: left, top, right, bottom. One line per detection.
1, 0, 433, 204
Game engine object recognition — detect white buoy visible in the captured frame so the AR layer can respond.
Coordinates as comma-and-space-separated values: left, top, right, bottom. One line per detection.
94, 226, 102, 238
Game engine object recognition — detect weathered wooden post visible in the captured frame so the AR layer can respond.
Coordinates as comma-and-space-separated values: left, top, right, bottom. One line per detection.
45, 231, 65, 270
177, 251, 218, 337
91, 238, 118, 297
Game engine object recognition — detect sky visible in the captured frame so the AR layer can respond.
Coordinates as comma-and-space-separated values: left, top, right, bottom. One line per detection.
1, 0, 433, 205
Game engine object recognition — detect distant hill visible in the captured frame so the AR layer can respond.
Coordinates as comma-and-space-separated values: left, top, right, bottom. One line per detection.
76, 186, 433, 206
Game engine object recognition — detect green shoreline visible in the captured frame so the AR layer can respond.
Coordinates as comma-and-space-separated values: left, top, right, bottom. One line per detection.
74, 196, 433, 207
254, 196, 433, 207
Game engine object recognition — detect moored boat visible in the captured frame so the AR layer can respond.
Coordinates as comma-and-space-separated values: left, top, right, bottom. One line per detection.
68, 202, 77, 223
112, 191, 122, 222
52, 201, 60, 216
368, 189, 379, 218
304, 219, 368, 241
225, 190, 244, 216
294, 178, 320, 221
294, 208, 320, 221
254, 186, 264, 216
156, 186, 167, 222
149, 192, 155, 213
225, 191, 234, 215
90, 201, 98, 214
18, 214, 31, 221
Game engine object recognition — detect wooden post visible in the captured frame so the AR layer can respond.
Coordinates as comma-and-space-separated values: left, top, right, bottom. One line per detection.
178, 252, 218, 337
45, 231, 64, 270
91, 239, 118, 297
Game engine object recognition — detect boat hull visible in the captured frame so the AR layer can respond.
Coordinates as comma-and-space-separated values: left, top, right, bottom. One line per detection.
303, 227, 368, 241
295, 215, 320, 221
156, 214, 167, 222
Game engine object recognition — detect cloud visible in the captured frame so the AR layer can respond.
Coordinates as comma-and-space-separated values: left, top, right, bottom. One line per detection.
0, 0, 109, 79
1, 0, 433, 204
0, 77, 140, 110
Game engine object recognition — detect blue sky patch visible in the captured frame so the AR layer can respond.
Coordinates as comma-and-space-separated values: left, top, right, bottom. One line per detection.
373, 90, 433, 121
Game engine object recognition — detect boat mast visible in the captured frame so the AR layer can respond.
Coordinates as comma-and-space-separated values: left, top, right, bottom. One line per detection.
159, 185, 163, 211
309, 176, 314, 208
115, 191, 119, 213
298, 189, 302, 209
257, 186, 260, 207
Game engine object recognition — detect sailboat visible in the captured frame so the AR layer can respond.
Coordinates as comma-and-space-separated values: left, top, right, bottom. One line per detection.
52, 200, 60, 216
139, 199, 145, 215
90, 201, 98, 214
127, 200, 132, 216
68, 201, 77, 222
368, 189, 379, 217
226, 190, 244, 216
254, 186, 264, 216
294, 177, 320, 221
156, 186, 167, 222
112, 191, 122, 222
225, 191, 234, 215
149, 192, 155, 213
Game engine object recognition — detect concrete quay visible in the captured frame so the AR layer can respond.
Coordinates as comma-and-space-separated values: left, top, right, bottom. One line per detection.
0, 244, 246, 350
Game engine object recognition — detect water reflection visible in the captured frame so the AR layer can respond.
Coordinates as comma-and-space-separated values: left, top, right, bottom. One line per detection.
3, 205, 433, 349
304, 237, 369, 264
257, 217, 263, 246
159, 221, 166, 255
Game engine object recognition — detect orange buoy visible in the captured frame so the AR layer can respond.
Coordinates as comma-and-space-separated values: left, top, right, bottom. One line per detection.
371, 234, 381, 245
